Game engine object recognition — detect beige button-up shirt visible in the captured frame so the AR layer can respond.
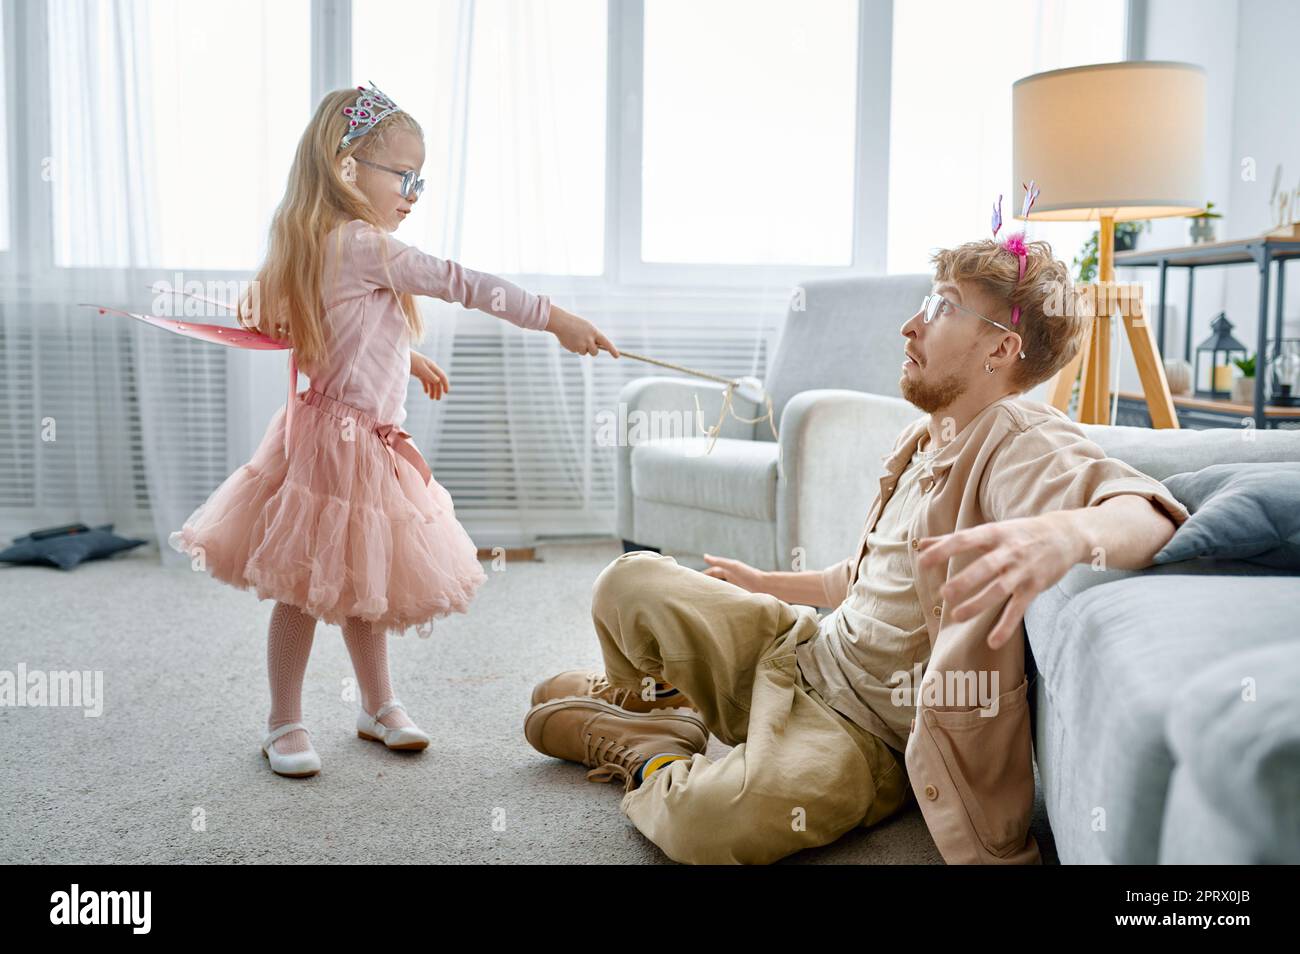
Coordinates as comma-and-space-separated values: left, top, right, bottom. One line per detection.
798, 443, 933, 753
817, 396, 1190, 865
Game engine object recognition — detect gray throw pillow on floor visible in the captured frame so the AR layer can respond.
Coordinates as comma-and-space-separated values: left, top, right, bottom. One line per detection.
0, 524, 148, 570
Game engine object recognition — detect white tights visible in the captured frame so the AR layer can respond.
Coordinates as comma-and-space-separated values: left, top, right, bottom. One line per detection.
266, 601, 415, 754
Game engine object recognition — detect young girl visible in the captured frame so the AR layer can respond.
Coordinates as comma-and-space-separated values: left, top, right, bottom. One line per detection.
169, 83, 617, 778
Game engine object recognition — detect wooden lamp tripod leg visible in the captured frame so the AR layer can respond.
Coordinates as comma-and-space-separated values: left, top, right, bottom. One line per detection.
1048, 287, 1092, 414
1079, 301, 1112, 424
1121, 285, 1179, 428
1047, 215, 1179, 428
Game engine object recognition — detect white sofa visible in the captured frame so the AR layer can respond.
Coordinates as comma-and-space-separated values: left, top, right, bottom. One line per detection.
616, 273, 932, 573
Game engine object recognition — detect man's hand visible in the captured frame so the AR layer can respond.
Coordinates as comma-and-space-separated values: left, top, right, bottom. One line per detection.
547, 304, 620, 358
701, 553, 767, 593
701, 553, 830, 605
917, 495, 1177, 650
411, 351, 450, 400
917, 511, 1082, 650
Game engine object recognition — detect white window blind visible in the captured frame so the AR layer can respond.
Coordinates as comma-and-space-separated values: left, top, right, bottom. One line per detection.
425, 305, 780, 543
1, 318, 155, 540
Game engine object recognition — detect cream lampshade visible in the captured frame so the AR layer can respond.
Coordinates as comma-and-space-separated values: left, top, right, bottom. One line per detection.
1012, 61, 1206, 222
1012, 61, 1207, 430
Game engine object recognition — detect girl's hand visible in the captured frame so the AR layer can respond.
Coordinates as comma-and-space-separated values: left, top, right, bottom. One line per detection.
547, 305, 619, 358
411, 351, 450, 400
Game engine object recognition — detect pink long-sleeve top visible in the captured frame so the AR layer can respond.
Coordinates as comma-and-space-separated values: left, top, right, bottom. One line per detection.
283, 218, 551, 452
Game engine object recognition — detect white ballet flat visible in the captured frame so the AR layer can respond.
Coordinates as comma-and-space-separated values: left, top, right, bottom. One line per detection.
261, 722, 321, 778
356, 698, 430, 751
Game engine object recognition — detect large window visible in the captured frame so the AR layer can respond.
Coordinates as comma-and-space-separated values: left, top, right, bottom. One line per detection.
355, 0, 871, 280
46, 0, 310, 269
19, 0, 1131, 281
642, 0, 863, 269
353, 0, 607, 276
887, 0, 1127, 275
640, 0, 859, 267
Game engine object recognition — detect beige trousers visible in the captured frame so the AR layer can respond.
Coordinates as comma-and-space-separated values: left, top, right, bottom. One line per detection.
592, 550, 911, 864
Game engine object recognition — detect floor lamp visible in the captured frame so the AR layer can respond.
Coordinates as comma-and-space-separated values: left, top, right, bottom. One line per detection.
1012, 61, 1208, 428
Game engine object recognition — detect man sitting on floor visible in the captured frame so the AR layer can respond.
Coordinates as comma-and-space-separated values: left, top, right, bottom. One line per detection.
523, 236, 1189, 865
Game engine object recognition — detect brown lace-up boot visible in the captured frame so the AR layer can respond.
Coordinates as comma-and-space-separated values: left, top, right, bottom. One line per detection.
523, 697, 708, 790
530, 669, 698, 713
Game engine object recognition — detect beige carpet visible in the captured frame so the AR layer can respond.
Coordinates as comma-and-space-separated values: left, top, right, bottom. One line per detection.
0, 539, 1056, 864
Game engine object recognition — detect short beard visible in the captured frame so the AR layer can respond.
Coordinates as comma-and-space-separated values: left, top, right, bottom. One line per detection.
900, 368, 968, 413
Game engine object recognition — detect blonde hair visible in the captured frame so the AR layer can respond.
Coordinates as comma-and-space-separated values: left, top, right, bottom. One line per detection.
931, 238, 1088, 391
238, 87, 425, 369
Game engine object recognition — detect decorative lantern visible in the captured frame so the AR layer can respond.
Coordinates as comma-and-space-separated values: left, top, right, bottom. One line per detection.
1194, 313, 1247, 400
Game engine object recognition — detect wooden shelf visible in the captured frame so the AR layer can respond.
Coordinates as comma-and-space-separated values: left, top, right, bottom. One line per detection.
1114, 235, 1300, 268
1118, 390, 1300, 419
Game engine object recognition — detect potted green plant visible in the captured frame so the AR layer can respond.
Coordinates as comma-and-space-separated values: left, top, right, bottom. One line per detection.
1232, 353, 1256, 404
1189, 201, 1223, 244
1073, 221, 1147, 283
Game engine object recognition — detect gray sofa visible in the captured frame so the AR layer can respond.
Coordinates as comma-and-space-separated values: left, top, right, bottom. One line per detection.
1026, 423, 1300, 864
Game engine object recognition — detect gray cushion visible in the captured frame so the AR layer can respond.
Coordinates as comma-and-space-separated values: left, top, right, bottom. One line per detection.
1155, 462, 1300, 569
630, 437, 779, 521
1025, 565, 1297, 863
1081, 423, 1300, 480
1163, 643, 1300, 862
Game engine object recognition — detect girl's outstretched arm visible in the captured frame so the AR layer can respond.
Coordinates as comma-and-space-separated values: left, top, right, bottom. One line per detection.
346, 222, 617, 357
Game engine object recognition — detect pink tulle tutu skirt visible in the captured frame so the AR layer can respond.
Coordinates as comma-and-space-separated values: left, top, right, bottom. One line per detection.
169, 387, 486, 637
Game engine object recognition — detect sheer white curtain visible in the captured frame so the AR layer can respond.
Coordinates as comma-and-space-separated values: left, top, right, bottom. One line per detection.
2, 0, 787, 556
458, 0, 610, 543
353, 0, 616, 546
351, 0, 476, 495
0, 0, 168, 550
0, 0, 313, 561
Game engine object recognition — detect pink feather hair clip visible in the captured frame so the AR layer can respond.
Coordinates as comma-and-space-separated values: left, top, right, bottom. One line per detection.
1002, 232, 1027, 257
991, 180, 1039, 325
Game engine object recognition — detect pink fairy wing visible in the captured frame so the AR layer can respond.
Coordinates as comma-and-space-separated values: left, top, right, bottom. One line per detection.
147, 284, 241, 315
83, 304, 287, 351
86, 301, 300, 461
992, 194, 1003, 238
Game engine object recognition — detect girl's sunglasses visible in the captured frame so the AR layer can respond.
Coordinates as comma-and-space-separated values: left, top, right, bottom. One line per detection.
355, 157, 425, 200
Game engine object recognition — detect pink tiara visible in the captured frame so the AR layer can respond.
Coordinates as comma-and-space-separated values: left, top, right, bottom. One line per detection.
991, 180, 1039, 325
338, 82, 403, 151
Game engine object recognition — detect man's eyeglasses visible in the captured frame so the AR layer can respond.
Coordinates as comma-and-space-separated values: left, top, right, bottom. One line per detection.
920, 294, 1026, 359
355, 157, 425, 200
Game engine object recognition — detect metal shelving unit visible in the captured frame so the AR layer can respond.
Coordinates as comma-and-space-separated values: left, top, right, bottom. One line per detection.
1115, 235, 1300, 427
